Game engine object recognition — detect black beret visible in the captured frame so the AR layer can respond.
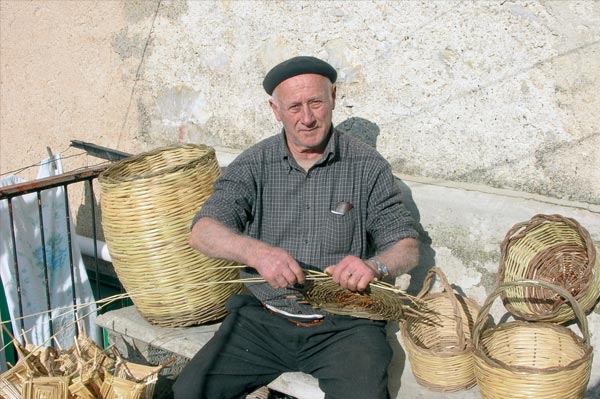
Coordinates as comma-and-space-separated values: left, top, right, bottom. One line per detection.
263, 56, 337, 95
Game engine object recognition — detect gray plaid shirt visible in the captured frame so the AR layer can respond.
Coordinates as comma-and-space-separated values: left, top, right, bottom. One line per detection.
195, 127, 418, 315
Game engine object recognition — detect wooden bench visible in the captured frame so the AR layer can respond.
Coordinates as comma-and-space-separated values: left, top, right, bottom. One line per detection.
96, 305, 481, 399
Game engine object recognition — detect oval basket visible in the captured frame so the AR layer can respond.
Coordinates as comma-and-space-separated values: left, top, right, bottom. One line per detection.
99, 144, 243, 327
473, 280, 593, 399
498, 214, 599, 323
401, 267, 481, 392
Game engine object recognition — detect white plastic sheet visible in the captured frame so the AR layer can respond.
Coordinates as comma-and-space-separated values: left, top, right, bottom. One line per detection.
0, 155, 101, 356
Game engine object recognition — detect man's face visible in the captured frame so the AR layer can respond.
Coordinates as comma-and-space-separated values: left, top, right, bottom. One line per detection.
269, 74, 336, 155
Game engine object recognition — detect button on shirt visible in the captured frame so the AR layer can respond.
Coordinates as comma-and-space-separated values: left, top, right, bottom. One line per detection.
194, 127, 418, 315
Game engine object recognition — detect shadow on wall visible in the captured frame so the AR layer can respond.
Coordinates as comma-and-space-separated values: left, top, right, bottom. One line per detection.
335, 117, 436, 295
587, 380, 600, 399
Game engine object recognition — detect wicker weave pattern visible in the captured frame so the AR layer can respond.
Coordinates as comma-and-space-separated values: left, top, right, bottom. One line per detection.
303, 279, 409, 320
473, 280, 593, 399
22, 376, 70, 399
498, 214, 598, 323
99, 144, 243, 327
0, 334, 167, 399
401, 267, 480, 392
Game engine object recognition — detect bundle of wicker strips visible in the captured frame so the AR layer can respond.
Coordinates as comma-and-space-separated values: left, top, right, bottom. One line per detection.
473, 280, 593, 399
498, 214, 600, 323
400, 267, 481, 392
99, 144, 243, 327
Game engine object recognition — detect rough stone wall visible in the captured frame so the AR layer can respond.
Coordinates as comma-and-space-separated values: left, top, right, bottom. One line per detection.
2, 1, 599, 203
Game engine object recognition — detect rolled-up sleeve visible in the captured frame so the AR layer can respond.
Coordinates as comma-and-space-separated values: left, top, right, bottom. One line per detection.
191, 158, 256, 232
366, 164, 419, 252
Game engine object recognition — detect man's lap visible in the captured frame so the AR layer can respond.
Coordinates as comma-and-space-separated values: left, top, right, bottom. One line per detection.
173, 294, 392, 399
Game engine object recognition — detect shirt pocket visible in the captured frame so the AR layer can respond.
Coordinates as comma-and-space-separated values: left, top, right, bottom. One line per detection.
322, 209, 356, 256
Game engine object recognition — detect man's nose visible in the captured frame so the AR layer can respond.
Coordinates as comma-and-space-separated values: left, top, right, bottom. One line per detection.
300, 105, 316, 125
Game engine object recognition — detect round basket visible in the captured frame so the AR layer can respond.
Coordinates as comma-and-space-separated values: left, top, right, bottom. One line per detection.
400, 267, 481, 392
302, 275, 412, 321
498, 214, 599, 323
99, 144, 243, 327
473, 280, 593, 399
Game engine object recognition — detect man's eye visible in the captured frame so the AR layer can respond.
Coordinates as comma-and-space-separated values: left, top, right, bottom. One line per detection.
289, 105, 301, 112
310, 101, 322, 108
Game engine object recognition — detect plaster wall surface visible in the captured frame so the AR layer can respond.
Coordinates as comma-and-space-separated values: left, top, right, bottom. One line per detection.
1, 1, 599, 204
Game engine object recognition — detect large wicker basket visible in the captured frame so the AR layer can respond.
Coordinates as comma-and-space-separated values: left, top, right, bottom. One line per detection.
99, 144, 243, 327
498, 214, 599, 323
401, 267, 481, 392
473, 280, 593, 399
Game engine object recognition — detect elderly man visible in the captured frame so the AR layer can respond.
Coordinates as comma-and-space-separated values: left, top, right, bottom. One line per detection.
173, 56, 419, 399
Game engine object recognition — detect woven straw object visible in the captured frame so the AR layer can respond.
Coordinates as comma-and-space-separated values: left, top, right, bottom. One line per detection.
22, 376, 70, 399
99, 144, 243, 327
498, 214, 599, 323
401, 267, 480, 392
473, 280, 593, 399
303, 276, 413, 320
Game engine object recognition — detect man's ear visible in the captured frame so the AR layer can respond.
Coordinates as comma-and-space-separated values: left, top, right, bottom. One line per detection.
331, 84, 337, 110
269, 99, 282, 122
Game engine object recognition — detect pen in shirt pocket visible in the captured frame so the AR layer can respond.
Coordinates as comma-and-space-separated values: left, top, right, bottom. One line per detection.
331, 201, 353, 216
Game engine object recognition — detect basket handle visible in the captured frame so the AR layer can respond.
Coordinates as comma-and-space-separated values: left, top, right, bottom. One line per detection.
416, 267, 465, 348
472, 279, 590, 350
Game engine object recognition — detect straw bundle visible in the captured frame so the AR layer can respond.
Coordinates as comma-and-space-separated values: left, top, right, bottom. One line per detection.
473, 280, 593, 399
401, 267, 481, 392
99, 144, 243, 327
0, 333, 169, 399
498, 214, 599, 323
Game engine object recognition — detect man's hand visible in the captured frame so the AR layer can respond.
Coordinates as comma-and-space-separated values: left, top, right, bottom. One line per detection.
253, 247, 305, 289
324, 255, 378, 292
190, 217, 305, 289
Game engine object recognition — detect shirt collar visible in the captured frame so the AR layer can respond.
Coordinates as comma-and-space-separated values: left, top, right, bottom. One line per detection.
277, 125, 338, 169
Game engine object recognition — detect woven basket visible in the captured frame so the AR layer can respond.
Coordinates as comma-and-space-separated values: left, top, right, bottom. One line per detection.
401, 267, 481, 392
99, 144, 243, 327
498, 214, 599, 323
473, 280, 593, 399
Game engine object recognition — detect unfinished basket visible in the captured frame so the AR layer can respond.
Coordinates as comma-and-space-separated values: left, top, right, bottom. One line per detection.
99, 144, 243, 327
401, 267, 480, 392
302, 274, 416, 320
498, 214, 599, 323
473, 280, 593, 399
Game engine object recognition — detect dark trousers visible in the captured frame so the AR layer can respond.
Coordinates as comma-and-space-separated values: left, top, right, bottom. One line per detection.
172, 295, 392, 399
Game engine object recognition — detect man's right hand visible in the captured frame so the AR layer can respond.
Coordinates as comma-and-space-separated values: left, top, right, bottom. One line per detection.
190, 217, 305, 289
252, 246, 305, 289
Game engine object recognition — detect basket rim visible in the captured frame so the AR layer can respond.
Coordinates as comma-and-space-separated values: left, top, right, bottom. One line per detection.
497, 214, 597, 286
99, 143, 216, 183
473, 280, 593, 373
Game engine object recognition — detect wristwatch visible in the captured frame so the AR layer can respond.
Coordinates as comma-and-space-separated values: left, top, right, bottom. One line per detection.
369, 258, 390, 279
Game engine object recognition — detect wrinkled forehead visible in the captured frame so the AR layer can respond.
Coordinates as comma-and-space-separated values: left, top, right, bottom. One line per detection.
272, 74, 333, 103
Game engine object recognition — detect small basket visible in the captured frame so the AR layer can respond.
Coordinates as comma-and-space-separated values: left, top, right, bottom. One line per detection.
99, 144, 243, 327
498, 214, 599, 323
473, 280, 593, 399
401, 267, 481, 392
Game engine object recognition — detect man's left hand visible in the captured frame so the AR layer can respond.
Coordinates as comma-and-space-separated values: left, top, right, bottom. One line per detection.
324, 255, 378, 292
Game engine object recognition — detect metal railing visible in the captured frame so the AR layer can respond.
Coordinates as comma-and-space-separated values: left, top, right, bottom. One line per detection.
0, 160, 127, 364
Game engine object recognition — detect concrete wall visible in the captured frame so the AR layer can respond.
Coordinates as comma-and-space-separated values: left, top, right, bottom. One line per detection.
1, 0, 599, 394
